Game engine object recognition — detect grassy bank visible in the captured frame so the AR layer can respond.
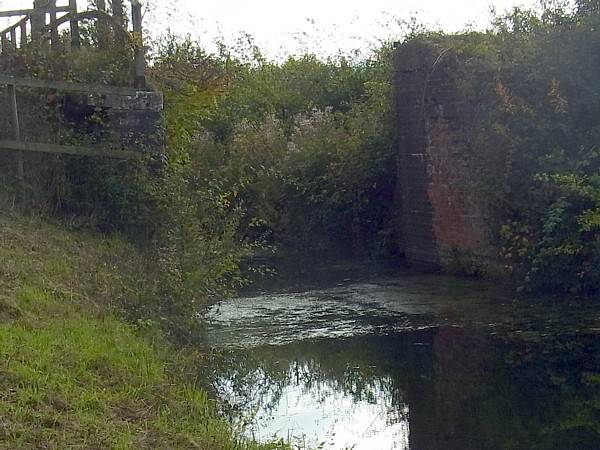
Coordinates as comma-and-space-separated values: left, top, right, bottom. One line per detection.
0, 214, 281, 450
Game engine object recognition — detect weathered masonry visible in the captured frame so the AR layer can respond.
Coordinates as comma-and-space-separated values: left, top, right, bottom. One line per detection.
0, 0, 164, 173
394, 40, 493, 271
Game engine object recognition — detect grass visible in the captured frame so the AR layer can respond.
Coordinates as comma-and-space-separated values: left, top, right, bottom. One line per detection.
0, 213, 285, 450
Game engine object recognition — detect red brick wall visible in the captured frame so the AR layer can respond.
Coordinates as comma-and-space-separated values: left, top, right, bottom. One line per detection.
394, 40, 493, 270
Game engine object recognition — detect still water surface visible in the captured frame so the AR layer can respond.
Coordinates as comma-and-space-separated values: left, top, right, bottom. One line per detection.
205, 269, 600, 449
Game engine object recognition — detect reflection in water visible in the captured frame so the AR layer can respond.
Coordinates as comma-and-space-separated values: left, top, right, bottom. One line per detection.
211, 332, 428, 449
206, 274, 600, 449
218, 361, 409, 449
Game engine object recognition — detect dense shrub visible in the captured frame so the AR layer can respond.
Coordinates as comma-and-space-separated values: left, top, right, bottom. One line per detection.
197, 48, 398, 257
8, 1, 600, 301
2, 27, 399, 320
447, 4, 600, 294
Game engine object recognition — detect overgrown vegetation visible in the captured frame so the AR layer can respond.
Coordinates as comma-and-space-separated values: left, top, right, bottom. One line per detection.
4, 1, 600, 299
448, 0, 600, 294
2, 0, 600, 447
1, 23, 399, 319
2, 2, 600, 311
150, 39, 398, 262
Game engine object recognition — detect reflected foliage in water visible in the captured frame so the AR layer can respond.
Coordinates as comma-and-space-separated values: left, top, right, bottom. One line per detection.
427, 328, 600, 450
212, 335, 422, 448
210, 329, 600, 449
206, 274, 600, 449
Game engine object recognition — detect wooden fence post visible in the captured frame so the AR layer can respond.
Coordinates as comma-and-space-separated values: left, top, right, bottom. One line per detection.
96, 0, 109, 48
112, 0, 126, 45
9, 27, 17, 50
8, 84, 25, 192
131, 0, 145, 89
31, 0, 46, 41
69, 0, 80, 48
48, 0, 59, 49
20, 21, 27, 47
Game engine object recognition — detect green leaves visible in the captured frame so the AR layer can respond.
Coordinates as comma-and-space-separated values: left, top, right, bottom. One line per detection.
158, 45, 397, 259
504, 173, 600, 294
453, 3, 600, 294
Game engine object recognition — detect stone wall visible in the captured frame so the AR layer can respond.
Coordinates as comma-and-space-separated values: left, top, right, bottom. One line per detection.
394, 40, 493, 272
0, 87, 164, 155
85, 90, 164, 153
0, 84, 164, 207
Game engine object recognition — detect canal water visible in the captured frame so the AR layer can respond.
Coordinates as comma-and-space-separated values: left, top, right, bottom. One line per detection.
204, 269, 600, 449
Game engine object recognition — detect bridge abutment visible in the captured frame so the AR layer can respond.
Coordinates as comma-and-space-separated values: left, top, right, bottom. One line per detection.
394, 40, 496, 273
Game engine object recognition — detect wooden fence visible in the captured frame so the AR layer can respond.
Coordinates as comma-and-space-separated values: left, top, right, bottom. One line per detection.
1, 74, 141, 162
0, 0, 162, 175
0, 0, 146, 88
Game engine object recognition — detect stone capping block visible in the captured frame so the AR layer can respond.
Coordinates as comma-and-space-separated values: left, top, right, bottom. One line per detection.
87, 91, 164, 112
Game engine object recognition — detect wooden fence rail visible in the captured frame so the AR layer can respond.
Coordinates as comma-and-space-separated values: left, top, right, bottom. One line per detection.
1, 75, 142, 162
0, 6, 70, 18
